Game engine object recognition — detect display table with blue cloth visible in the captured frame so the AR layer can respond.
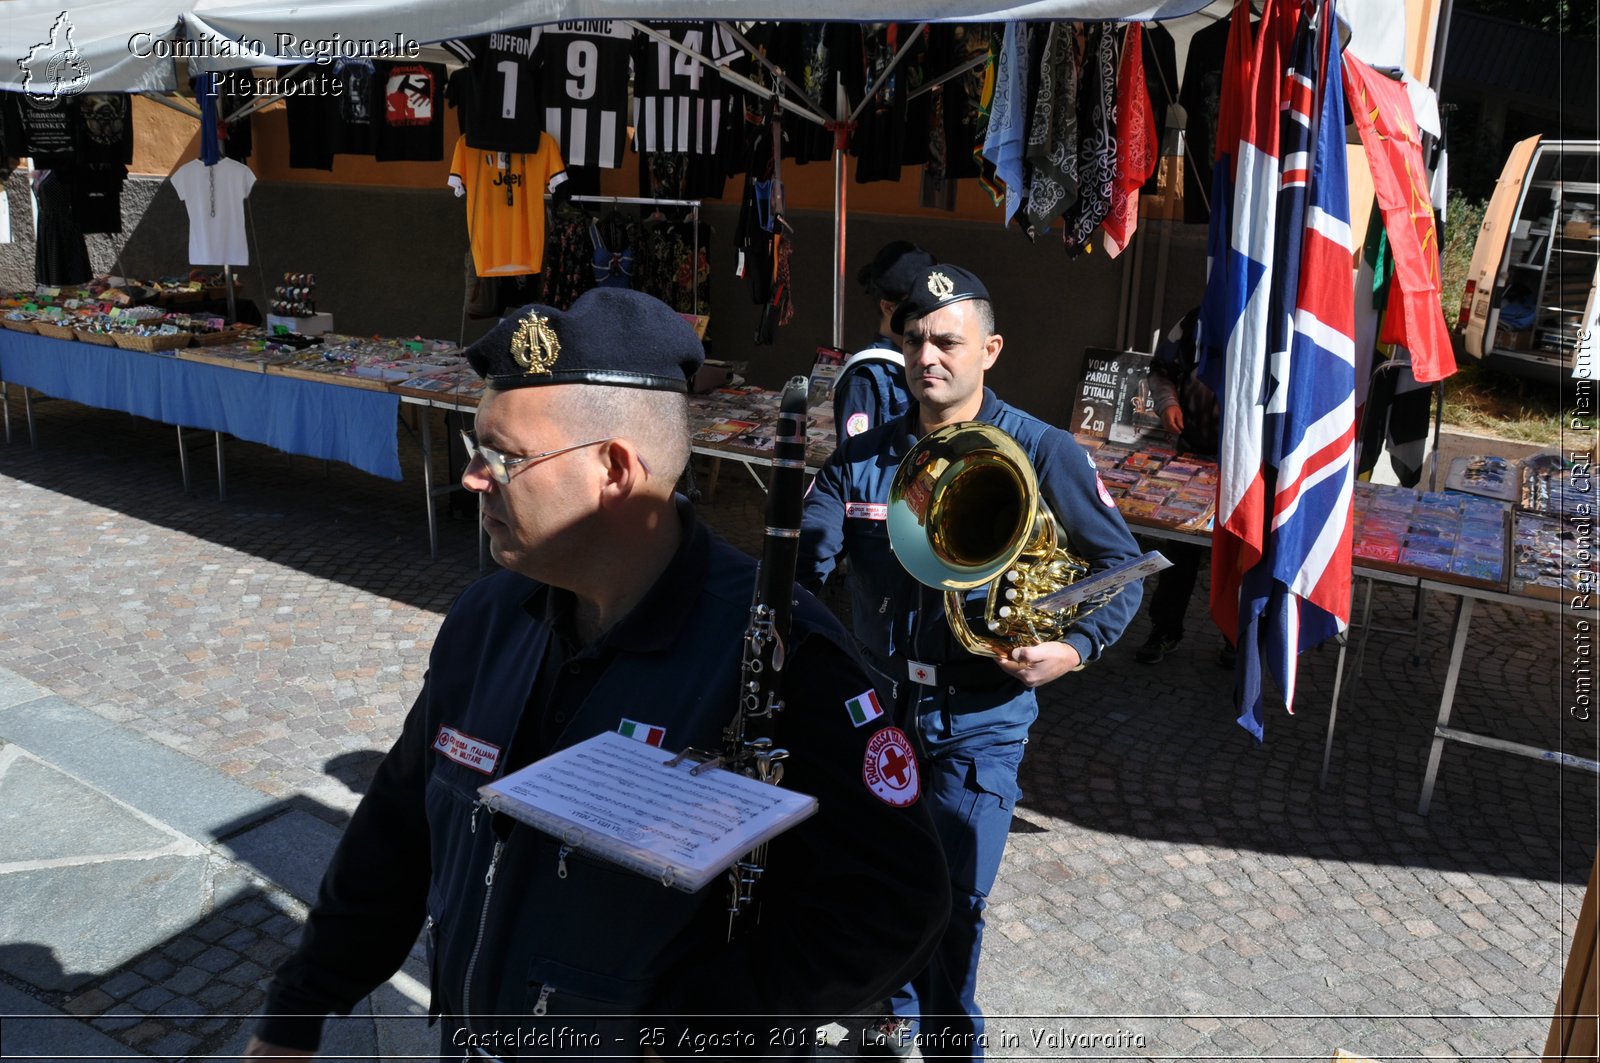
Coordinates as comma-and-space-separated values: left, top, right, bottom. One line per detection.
0, 330, 402, 481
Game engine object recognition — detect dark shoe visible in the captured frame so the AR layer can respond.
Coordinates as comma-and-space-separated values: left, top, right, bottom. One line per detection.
1216, 640, 1237, 669
1135, 630, 1183, 664
857, 1016, 914, 1057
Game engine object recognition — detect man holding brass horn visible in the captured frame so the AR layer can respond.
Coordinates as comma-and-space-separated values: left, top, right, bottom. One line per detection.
245, 290, 948, 1060
800, 265, 1143, 1060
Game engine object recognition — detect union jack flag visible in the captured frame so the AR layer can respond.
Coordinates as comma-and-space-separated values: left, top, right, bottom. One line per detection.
1200, 0, 1355, 739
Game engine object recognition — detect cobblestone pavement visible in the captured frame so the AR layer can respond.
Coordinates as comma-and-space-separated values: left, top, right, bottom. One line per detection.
0, 393, 1594, 1061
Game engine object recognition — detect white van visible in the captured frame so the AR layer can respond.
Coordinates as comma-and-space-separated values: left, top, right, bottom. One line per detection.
1458, 138, 1600, 382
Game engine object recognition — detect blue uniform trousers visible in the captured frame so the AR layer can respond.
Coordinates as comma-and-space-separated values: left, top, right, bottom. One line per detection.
888, 741, 1023, 1062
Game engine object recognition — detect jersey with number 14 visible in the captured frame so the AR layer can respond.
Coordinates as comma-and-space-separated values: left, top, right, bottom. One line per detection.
632, 22, 739, 155
538, 21, 633, 169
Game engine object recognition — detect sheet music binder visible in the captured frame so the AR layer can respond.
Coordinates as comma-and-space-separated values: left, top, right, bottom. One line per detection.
478, 730, 817, 893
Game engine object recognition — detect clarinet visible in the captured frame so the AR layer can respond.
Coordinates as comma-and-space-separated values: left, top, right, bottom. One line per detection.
721, 374, 809, 940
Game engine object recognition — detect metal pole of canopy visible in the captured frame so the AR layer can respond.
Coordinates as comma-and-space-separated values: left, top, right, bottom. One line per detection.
832, 80, 848, 350
716, 22, 830, 126
905, 51, 990, 102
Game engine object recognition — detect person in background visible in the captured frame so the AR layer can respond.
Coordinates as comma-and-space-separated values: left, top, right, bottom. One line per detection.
244, 288, 949, 1060
1135, 307, 1233, 668
800, 265, 1143, 1060
832, 240, 937, 441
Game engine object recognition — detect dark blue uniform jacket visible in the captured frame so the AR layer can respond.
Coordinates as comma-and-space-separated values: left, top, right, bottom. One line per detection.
832, 336, 912, 441
259, 503, 948, 1057
799, 390, 1143, 752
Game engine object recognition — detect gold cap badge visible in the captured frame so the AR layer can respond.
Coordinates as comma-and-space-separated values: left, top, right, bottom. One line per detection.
510, 312, 561, 375
926, 271, 955, 300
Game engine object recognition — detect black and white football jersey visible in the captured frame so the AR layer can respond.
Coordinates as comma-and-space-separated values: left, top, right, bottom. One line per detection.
631, 22, 739, 155
538, 20, 634, 169
443, 27, 544, 152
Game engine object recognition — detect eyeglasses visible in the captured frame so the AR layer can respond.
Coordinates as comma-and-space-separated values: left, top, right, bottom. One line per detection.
460, 430, 616, 486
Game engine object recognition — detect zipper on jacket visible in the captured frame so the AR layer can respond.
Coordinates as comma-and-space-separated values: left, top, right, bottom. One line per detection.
460, 839, 505, 1039
532, 983, 555, 1016
469, 800, 483, 833
556, 844, 571, 879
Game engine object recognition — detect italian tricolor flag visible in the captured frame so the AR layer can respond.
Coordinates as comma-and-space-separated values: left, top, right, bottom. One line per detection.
844, 690, 884, 727
618, 719, 666, 747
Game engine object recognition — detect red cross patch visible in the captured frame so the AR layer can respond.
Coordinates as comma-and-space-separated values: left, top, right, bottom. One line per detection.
862, 726, 920, 807
1095, 474, 1116, 508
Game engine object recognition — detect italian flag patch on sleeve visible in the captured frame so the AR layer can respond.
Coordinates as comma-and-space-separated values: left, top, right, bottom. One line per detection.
844, 689, 885, 728
617, 719, 666, 747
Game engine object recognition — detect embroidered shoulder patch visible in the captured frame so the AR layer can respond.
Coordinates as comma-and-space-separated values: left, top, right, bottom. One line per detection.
846, 411, 871, 437
432, 725, 502, 775
1095, 474, 1117, 508
863, 726, 920, 807
844, 689, 885, 727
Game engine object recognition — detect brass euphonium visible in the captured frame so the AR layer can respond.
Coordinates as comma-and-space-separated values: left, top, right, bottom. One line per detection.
886, 422, 1097, 660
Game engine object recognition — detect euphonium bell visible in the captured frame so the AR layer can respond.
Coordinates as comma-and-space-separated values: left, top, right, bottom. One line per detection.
886, 422, 1095, 660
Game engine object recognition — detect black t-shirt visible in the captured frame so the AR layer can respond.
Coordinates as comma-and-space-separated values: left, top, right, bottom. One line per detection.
853, 24, 909, 184
220, 85, 255, 162
373, 60, 446, 162
33, 171, 92, 285
0, 93, 24, 164
925, 23, 997, 181
17, 96, 76, 168
1178, 14, 1255, 224
73, 166, 127, 234
286, 78, 334, 170
73, 93, 134, 167
443, 30, 544, 152
1141, 23, 1179, 195
325, 60, 379, 156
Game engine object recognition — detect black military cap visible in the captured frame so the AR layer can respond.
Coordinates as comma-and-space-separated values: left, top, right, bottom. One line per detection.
465, 288, 703, 392
890, 264, 993, 333
858, 240, 937, 302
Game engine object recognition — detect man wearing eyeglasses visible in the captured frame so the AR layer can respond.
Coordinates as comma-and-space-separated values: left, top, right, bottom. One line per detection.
245, 288, 948, 1060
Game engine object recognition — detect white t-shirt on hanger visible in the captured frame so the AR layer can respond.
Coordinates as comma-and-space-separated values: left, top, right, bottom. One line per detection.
170, 157, 256, 267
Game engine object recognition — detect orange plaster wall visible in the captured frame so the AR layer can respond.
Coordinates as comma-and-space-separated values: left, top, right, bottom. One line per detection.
130, 96, 199, 176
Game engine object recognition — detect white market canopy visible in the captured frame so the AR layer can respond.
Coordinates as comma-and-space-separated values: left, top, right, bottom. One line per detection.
1, 0, 1214, 95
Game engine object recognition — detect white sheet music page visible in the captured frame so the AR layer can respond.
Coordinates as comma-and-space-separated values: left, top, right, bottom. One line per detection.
479, 730, 817, 892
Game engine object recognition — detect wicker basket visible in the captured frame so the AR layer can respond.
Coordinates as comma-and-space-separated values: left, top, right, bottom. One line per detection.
112, 331, 193, 352
77, 329, 120, 347
32, 322, 79, 341
189, 326, 248, 347
1, 318, 38, 334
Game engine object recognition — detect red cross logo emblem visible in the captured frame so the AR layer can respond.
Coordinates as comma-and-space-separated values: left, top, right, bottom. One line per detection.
912, 666, 928, 682
878, 746, 911, 787
862, 727, 920, 807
